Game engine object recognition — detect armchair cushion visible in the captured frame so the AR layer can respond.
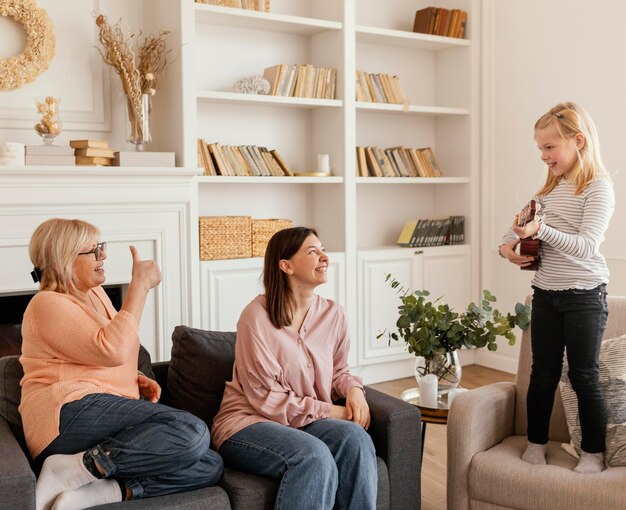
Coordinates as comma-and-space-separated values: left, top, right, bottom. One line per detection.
559, 333, 626, 466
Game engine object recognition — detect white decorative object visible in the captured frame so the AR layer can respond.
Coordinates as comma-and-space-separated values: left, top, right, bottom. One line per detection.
0, 142, 25, 166
234, 76, 270, 95
317, 153, 330, 173
419, 373, 438, 408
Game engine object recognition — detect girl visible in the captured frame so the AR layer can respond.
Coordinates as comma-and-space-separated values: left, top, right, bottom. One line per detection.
212, 227, 377, 509
499, 102, 614, 474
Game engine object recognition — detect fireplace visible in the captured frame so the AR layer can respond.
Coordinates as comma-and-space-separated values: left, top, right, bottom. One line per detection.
0, 286, 125, 358
0, 167, 200, 361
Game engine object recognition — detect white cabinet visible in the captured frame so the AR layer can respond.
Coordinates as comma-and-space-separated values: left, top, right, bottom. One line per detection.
200, 252, 346, 332
357, 245, 470, 366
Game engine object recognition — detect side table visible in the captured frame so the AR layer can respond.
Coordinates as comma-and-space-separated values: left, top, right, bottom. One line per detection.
400, 387, 450, 462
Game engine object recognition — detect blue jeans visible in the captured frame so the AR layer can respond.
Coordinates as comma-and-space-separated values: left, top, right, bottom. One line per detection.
36, 393, 224, 499
528, 285, 608, 453
219, 419, 377, 510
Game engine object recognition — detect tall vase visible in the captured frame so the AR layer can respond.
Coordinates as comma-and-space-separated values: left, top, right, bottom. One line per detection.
414, 351, 462, 395
125, 93, 151, 151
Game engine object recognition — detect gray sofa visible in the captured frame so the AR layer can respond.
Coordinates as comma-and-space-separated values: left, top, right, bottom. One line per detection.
0, 325, 422, 509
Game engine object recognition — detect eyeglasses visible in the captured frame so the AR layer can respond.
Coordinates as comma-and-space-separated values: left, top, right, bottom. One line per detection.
78, 242, 107, 261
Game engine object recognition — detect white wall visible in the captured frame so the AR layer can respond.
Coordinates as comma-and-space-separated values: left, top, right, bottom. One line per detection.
479, 0, 626, 373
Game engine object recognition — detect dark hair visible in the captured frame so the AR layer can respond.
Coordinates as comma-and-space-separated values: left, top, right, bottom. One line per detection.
263, 226, 318, 329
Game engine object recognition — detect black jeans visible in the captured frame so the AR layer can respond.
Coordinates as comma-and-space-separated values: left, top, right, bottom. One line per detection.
527, 284, 608, 453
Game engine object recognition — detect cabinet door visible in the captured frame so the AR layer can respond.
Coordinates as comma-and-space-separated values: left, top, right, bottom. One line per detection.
422, 245, 471, 312
357, 248, 423, 365
200, 253, 345, 332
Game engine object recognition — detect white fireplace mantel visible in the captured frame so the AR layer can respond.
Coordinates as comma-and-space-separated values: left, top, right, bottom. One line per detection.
0, 166, 200, 361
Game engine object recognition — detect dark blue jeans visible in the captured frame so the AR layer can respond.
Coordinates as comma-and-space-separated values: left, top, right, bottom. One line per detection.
219, 419, 377, 510
528, 285, 608, 453
36, 393, 224, 499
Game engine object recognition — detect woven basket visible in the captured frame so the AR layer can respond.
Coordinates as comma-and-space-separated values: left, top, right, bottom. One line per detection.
199, 216, 252, 260
251, 218, 293, 257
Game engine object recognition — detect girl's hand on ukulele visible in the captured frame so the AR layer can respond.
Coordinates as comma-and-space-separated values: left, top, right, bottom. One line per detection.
500, 240, 536, 268
511, 216, 541, 239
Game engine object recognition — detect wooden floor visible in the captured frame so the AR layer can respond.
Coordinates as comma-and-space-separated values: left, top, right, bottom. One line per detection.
370, 364, 516, 510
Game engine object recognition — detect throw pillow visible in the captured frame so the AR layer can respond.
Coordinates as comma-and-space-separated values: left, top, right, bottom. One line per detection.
168, 326, 236, 428
559, 334, 626, 466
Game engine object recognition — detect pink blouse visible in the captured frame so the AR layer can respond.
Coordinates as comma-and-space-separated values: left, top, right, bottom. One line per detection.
211, 294, 363, 450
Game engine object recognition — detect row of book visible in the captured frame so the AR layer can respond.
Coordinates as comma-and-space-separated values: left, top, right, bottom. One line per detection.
356, 146, 442, 178
195, 0, 269, 12
263, 64, 337, 99
397, 216, 465, 247
355, 71, 407, 105
412, 7, 467, 39
197, 139, 293, 177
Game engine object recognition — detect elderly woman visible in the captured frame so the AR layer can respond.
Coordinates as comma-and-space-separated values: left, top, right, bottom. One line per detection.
20, 218, 223, 510
212, 227, 377, 510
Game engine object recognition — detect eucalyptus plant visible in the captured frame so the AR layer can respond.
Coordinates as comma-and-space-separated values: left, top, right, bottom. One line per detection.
378, 274, 531, 358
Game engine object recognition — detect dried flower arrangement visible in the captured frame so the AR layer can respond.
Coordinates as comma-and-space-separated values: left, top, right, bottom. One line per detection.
0, 0, 56, 91
95, 14, 171, 146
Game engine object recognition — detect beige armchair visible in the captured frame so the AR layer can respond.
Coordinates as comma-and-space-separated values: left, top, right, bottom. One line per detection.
447, 296, 626, 510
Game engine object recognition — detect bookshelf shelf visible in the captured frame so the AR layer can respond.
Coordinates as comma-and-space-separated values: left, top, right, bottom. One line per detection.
197, 175, 343, 184
195, 4, 342, 35
355, 25, 470, 51
356, 102, 470, 116
197, 91, 343, 109
355, 177, 470, 184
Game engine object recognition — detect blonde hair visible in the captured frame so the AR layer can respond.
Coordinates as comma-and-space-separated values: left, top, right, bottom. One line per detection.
535, 102, 610, 196
29, 218, 99, 294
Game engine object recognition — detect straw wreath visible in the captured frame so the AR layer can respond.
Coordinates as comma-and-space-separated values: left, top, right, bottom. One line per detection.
0, 0, 56, 91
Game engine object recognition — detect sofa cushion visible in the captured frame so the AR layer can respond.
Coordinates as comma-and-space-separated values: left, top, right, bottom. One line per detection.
168, 326, 236, 429
0, 355, 26, 449
470, 435, 626, 510
559, 334, 626, 466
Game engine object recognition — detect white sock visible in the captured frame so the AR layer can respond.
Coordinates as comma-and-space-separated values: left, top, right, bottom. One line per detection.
522, 441, 547, 465
574, 451, 605, 474
51, 479, 122, 510
36, 452, 97, 510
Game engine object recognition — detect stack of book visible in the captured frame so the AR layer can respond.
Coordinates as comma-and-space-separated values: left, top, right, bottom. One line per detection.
355, 71, 408, 104
25, 144, 75, 166
413, 7, 467, 39
356, 146, 442, 178
397, 216, 465, 248
262, 64, 336, 99
70, 140, 115, 166
195, 0, 269, 12
197, 139, 293, 177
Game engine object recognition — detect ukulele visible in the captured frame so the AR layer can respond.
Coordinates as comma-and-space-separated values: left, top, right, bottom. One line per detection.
517, 200, 541, 271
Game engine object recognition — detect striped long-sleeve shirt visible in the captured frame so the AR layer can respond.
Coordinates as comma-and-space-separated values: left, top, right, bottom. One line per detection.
502, 177, 614, 291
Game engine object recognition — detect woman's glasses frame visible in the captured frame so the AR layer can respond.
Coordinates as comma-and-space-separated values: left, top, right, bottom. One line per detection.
78, 241, 107, 261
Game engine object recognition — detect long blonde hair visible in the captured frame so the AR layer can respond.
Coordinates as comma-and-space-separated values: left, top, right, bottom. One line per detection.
535, 102, 610, 196
29, 218, 99, 294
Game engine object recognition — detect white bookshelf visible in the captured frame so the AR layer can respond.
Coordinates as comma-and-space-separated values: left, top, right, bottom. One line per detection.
175, 0, 479, 381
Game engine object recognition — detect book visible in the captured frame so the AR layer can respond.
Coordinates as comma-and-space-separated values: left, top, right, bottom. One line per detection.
356, 146, 368, 177
397, 219, 419, 247
25, 145, 74, 156
262, 64, 284, 96
74, 147, 115, 158
413, 7, 438, 35
69, 140, 109, 149
25, 154, 75, 166
270, 149, 294, 176
112, 151, 175, 167
76, 155, 113, 166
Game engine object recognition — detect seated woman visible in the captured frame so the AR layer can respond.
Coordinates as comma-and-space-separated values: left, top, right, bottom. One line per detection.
212, 227, 377, 510
20, 218, 223, 510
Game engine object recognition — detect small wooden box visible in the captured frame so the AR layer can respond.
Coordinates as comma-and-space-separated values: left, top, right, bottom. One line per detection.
251, 218, 293, 257
199, 216, 252, 260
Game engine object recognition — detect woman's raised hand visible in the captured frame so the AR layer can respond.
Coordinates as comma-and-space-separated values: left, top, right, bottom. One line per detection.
129, 245, 161, 291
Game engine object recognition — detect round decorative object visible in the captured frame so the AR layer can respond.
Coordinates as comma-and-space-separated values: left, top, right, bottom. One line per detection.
233, 75, 270, 95
0, 0, 56, 91
414, 351, 462, 395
